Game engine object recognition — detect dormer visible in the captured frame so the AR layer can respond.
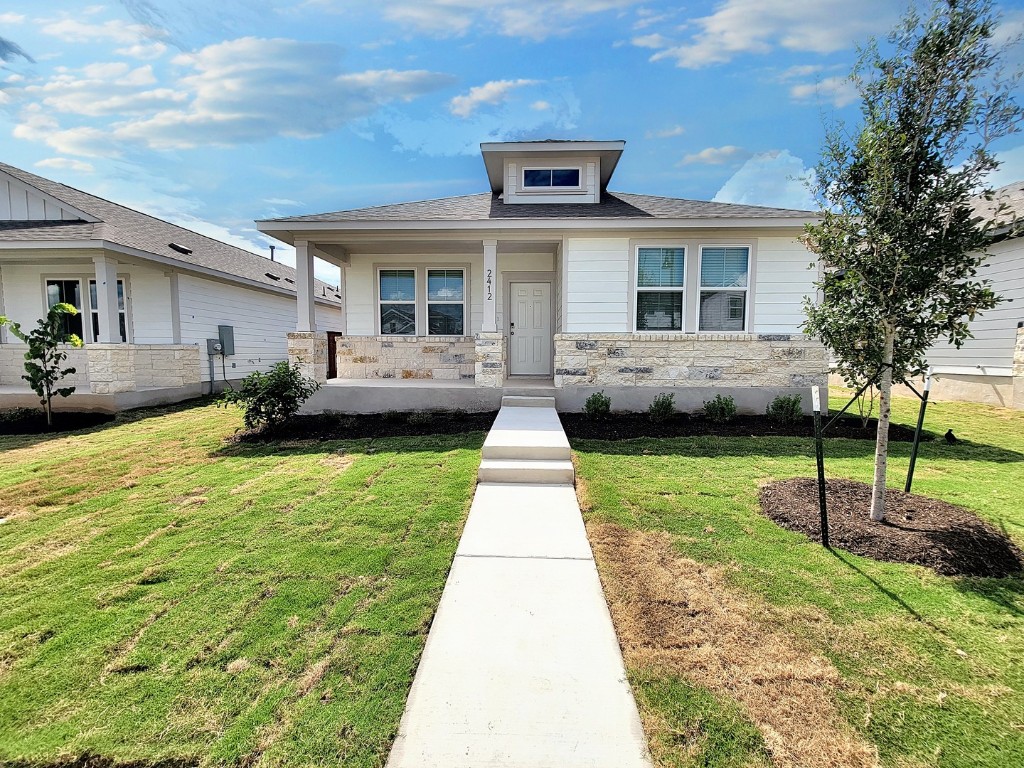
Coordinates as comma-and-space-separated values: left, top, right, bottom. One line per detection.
480, 140, 625, 205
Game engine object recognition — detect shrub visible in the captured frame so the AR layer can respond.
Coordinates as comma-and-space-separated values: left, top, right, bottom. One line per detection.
766, 394, 803, 426
648, 392, 675, 423
584, 390, 611, 419
703, 394, 737, 423
220, 362, 320, 431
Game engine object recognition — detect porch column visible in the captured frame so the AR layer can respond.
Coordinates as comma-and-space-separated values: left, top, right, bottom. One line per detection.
295, 240, 316, 332
92, 254, 121, 343
482, 239, 497, 332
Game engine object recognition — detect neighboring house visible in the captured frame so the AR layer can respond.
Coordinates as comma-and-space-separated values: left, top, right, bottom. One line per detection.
0, 162, 344, 412
258, 140, 828, 412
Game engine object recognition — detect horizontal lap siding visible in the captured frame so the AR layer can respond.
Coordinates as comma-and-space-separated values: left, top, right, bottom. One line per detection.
565, 237, 629, 332
753, 236, 817, 334
125, 264, 173, 343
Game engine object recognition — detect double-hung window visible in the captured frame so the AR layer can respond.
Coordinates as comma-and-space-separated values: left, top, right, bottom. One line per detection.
379, 269, 417, 335
379, 267, 467, 336
635, 246, 685, 331
45, 277, 129, 342
699, 246, 749, 332
426, 269, 465, 335
89, 279, 127, 342
45, 279, 85, 340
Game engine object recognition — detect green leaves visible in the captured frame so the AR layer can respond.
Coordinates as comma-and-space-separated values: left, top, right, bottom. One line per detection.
220, 362, 321, 431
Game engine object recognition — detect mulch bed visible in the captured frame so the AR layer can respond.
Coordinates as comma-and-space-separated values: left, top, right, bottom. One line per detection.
760, 478, 1023, 577
232, 410, 500, 442
561, 412, 922, 441
0, 409, 115, 435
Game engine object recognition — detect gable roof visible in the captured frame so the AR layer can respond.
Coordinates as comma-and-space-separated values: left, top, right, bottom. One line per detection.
972, 181, 1024, 239
0, 162, 342, 304
260, 191, 816, 225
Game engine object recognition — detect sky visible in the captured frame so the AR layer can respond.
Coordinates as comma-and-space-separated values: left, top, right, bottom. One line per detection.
1, 0, 1023, 286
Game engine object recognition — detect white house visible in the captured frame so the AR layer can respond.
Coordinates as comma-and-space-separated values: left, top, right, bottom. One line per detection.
258, 140, 829, 413
0, 162, 344, 412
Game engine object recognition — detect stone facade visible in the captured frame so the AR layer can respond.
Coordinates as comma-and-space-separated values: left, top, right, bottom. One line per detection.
288, 331, 328, 384
87, 344, 201, 394
334, 336, 475, 381
0, 345, 91, 389
553, 333, 828, 389
474, 332, 505, 388
1014, 326, 1024, 410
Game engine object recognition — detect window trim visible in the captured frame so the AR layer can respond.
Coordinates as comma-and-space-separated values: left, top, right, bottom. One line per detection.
374, 264, 472, 338
697, 244, 751, 334
520, 165, 583, 192
425, 268, 467, 337
88, 277, 129, 343
377, 267, 418, 336
632, 243, 687, 334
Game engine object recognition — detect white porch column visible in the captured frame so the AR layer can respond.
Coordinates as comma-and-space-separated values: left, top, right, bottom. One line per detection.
295, 240, 317, 332
92, 254, 120, 343
482, 239, 497, 332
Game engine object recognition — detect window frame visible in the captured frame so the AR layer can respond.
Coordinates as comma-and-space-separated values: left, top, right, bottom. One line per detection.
520, 165, 583, 192
375, 265, 471, 338
88, 278, 128, 343
632, 244, 687, 334
41, 274, 132, 344
697, 244, 751, 334
377, 267, 418, 336
425, 268, 467, 337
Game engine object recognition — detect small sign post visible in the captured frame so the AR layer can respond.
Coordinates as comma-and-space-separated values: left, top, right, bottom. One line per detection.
904, 367, 933, 493
812, 385, 830, 549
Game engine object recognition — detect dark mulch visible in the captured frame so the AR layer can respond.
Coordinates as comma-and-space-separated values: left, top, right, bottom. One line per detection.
233, 409, 500, 442
561, 412, 922, 442
0, 408, 115, 435
760, 478, 1023, 577
3, 755, 196, 768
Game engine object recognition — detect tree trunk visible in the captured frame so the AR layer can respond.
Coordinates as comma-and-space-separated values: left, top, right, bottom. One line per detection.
869, 331, 895, 521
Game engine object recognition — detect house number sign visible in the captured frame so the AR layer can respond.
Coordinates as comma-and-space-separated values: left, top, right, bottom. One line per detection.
485, 268, 493, 300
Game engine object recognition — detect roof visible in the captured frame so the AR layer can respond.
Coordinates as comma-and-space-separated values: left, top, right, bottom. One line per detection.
972, 181, 1024, 238
0, 162, 342, 304
261, 191, 816, 224
479, 140, 626, 193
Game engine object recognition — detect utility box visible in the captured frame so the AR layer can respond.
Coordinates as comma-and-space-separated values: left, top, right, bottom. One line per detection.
206, 338, 222, 355
217, 325, 235, 356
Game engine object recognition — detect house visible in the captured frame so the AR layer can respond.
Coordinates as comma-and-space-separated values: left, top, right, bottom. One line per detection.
0, 162, 344, 412
258, 140, 829, 413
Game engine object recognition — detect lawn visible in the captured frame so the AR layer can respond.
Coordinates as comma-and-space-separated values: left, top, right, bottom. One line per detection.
0, 400, 483, 767
574, 394, 1024, 768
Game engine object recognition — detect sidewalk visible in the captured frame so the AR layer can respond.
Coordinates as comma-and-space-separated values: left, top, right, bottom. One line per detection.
386, 400, 652, 768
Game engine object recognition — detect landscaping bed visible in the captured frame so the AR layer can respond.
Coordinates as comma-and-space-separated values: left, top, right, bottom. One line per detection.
561, 412, 922, 441
760, 478, 1023, 577
231, 409, 499, 442
0, 408, 115, 435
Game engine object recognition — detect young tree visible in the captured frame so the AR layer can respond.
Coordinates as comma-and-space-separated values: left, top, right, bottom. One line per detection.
802, 0, 1021, 521
0, 304, 85, 427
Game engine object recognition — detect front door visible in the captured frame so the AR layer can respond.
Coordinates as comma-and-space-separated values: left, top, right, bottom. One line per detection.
509, 282, 551, 376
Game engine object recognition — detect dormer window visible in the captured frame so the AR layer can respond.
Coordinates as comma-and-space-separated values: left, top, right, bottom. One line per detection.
523, 167, 581, 189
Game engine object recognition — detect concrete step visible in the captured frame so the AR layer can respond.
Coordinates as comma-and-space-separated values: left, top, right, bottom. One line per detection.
482, 442, 570, 461
478, 458, 575, 485
501, 395, 556, 408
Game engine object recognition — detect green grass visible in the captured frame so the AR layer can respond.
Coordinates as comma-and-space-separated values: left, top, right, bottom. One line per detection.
0, 400, 482, 767
574, 394, 1024, 768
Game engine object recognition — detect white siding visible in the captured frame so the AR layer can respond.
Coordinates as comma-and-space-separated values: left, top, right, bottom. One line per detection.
926, 238, 1024, 371
504, 157, 601, 205
124, 263, 174, 343
753, 236, 818, 334
564, 237, 630, 332
0, 176, 83, 221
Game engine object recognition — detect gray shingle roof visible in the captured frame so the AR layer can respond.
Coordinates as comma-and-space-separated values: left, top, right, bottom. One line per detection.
262, 191, 816, 224
0, 162, 342, 303
972, 181, 1024, 233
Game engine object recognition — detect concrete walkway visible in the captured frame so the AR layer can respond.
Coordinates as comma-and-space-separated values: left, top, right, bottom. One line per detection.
386, 397, 652, 768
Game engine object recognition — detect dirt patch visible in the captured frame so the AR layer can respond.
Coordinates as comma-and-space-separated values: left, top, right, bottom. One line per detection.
561, 412, 922, 441
0, 409, 115, 435
230, 410, 497, 443
2, 755, 197, 768
588, 521, 878, 768
759, 479, 1023, 578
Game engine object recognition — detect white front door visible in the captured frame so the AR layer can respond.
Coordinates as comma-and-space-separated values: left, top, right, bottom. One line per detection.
509, 282, 551, 376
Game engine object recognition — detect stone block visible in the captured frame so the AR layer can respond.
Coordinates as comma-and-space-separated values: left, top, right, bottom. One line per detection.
575, 340, 598, 350
688, 367, 723, 380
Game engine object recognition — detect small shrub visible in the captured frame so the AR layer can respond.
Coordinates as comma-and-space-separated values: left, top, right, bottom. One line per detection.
584, 391, 611, 419
703, 394, 737, 424
766, 394, 802, 426
407, 411, 435, 426
648, 392, 675, 423
220, 362, 320, 431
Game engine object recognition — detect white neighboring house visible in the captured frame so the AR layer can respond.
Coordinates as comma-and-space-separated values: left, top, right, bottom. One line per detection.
0, 162, 344, 412
258, 140, 830, 413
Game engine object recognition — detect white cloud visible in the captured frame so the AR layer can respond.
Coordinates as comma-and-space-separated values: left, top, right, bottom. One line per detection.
713, 150, 817, 210
531, 100, 551, 111
637, 0, 898, 68
35, 157, 95, 173
39, 18, 162, 45
646, 124, 685, 139
115, 42, 168, 60
0, 13, 25, 24
680, 145, 750, 166
449, 79, 538, 118
789, 75, 858, 108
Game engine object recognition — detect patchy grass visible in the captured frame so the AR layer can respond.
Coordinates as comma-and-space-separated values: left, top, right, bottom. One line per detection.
574, 394, 1024, 768
0, 400, 483, 767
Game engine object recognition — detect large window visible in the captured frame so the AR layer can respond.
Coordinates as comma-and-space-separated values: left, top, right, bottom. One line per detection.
46, 277, 129, 342
635, 246, 685, 331
699, 246, 749, 332
427, 269, 465, 335
522, 167, 581, 189
379, 269, 417, 335
89, 279, 127, 342
45, 279, 85, 340
378, 267, 467, 336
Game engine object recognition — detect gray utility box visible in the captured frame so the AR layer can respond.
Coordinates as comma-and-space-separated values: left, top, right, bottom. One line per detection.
217, 325, 235, 356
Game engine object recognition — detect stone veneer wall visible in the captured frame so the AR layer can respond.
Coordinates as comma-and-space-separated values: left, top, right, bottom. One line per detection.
553, 333, 827, 388
474, 332, 505, 388
0, 345, 90, 388
335, 336, 475, 381
288, 332, 328, 384
87, 344, 201, 394
1014, 326, 1024, 410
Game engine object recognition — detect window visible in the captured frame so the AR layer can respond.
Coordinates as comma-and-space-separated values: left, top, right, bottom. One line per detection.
89, 279, 127, 342
427, 269, 465, 335
699, 246, 749, 332
45, 279, 85, 340
379, 269, 417, 335
522, 167, 581, 189
635, 246, 685, 331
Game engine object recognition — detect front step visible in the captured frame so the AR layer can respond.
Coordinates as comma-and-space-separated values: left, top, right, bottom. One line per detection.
500, 395, 556, 408
478, 458, 575, 485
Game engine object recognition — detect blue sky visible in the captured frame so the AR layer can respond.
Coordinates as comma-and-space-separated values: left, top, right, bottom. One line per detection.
2, 0, 1023, 285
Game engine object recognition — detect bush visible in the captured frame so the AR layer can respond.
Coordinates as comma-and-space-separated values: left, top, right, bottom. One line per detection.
584, 391, 611, 419
220, 362, 320, 431
766, 394, 802, 426
648, 392, 675, 423
703, 394, 737, 423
